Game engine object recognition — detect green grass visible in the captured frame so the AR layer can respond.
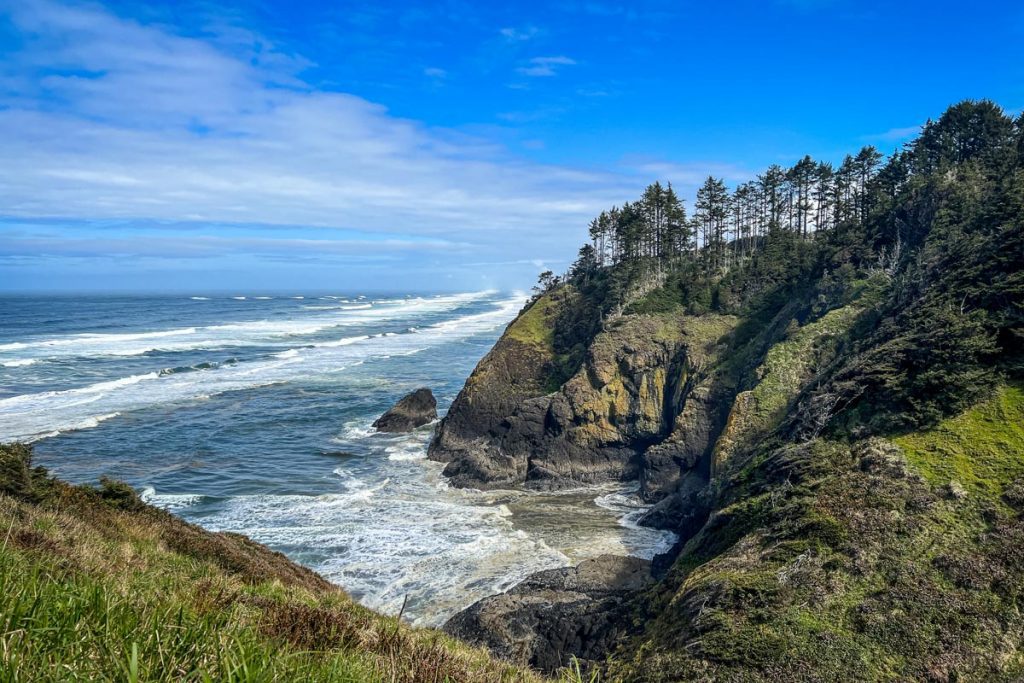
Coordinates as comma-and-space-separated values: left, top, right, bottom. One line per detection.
505, 293, 560, 350
895, 382, 1024, 502
0, 444, 585, 683
713, 303, 863, 472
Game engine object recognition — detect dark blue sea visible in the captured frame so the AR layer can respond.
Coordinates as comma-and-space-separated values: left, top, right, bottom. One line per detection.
0, 291, 673, 624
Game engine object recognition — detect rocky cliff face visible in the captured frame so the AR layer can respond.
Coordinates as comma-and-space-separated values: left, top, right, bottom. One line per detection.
432, 281, 886, 674
429, 291, 738, 501
444, 555, 654, 672
435, 281, 1024, 680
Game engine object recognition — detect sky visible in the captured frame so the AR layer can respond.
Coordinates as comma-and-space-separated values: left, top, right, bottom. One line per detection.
0, 0, 1021, 293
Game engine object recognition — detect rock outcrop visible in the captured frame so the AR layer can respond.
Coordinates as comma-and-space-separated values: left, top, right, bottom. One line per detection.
372, 388, 437, 433
443, 555, 654, 672
429, 296, 738, 500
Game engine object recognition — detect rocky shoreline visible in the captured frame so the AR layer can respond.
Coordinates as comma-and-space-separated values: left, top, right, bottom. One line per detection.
443, 555, 655, 673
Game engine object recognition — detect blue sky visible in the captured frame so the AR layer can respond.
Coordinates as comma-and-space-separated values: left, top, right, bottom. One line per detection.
0, 0, 1021, 293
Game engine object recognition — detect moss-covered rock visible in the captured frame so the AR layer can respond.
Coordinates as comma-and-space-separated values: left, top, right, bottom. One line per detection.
610, 389, 1024, 682
712, 303, 864, 475
430, 302, 739, 494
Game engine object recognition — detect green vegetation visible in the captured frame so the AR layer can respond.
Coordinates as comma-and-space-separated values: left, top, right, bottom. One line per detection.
524, 100, 1024, 680
0, 444, 583, 682
613, 420, 1024, 682
506, 292, 560, 350
895, 382, 1024, 502
540, 99, 1022, 437
713, 303, 865, 471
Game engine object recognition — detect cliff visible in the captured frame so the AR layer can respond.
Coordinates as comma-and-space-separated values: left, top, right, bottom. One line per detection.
430, 290, 738, 498
0, 443, 580, 683
432, 101, 1024, 680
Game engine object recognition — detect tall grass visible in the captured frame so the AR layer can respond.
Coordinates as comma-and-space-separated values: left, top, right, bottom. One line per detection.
0, 444, 591, 682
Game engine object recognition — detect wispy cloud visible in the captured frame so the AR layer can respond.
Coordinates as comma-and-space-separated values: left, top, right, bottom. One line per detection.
865, 124, 923, 142
516, 55, 576, 77
0, 0, 630, 284
423, 66, 447, 79
499, 26, 540, 42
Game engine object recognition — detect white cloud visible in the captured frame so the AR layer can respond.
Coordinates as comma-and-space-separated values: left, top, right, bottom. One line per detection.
499, 26, 540, 42
0, 1, 626, 272
423, 67, 447, 79
516, 55, 577, 77
865, 124, 923, 142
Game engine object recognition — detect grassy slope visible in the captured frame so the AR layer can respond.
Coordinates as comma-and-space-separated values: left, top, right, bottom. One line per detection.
0, 445, 574, 683
895, 383, 1024, 502
462, 290, 567, 399
712, 302, 864, 473
504, 294, 560, 350
611, 383, 1024, 682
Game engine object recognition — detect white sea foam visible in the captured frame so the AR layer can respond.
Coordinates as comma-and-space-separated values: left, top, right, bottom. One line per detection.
334, 421, 376, 441
593, 485, 677, 558
190, 296, 210, 300
2, 358, 36, 368
385, 440, 428, 461
198, 458, 573, 626
140, 487, 206, 512
0, 291, 498, 364
28, 412, 123, 442
0, 294, 524, 443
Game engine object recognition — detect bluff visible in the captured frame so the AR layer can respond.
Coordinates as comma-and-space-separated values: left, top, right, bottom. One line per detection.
0, 443, 577, 682
432, 100, 1024, 681
429, 287, 737, 500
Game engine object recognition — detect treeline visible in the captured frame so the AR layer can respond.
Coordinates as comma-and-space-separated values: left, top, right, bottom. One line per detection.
544, 99, 1022, 433
564, 147, 886, 285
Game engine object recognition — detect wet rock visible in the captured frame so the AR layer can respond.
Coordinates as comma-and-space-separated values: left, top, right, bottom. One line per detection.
638, 469, 710, 534
372, 388, 437, 433
443, 555, 653, 672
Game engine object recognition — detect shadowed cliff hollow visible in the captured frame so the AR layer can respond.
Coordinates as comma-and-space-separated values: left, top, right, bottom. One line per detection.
431, 100, 1024, 681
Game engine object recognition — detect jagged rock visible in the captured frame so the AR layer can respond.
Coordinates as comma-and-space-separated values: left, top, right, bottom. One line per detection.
443, 555, 653, 672
638, 469, 711, 535
430, 300, 739, 495
372, 388, 437, 433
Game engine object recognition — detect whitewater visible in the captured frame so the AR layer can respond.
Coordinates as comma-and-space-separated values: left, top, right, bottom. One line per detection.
0, 292, 675, 625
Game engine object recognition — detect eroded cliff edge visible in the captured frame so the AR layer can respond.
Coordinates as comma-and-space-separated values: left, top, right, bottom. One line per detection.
428, 286, 741, 509
431, 101, 1024, 681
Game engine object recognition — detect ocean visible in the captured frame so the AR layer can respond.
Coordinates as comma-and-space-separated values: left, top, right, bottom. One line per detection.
0, 291, 675, 625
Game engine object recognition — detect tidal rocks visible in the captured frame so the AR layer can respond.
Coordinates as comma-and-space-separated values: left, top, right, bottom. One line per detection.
443, 555, 653, 673
372, 388, 437, 433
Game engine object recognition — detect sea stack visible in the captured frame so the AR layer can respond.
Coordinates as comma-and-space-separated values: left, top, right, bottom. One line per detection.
372, 388, 437, 433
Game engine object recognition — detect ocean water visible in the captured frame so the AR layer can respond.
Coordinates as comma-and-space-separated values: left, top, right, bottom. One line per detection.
0, 292, 675, 625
